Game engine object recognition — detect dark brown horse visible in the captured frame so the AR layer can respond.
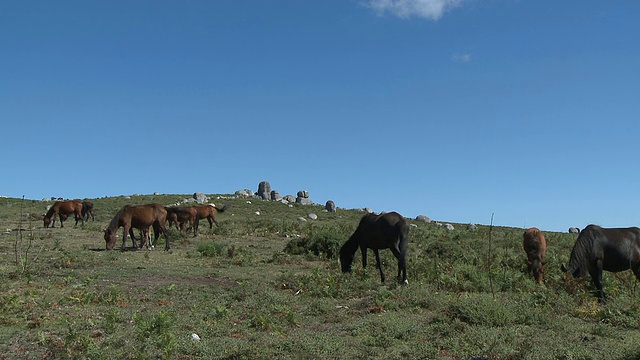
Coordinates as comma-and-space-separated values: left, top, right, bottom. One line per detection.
340, 212, 409, 284
194, 204, 227, 229
523, 227, 547, 283
165, 206, 199, 237
43, 200, 84, 228
562, 224, 640, 302
104, 203, 169, 251
82, 201, 95, 221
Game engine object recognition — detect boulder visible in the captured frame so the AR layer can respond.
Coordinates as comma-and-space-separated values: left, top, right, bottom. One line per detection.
416, 215, 431, 223
569, 227, 580, 234
193, 192, 208, 204
270, 190, 282, 201
257, 181, 271, 200
325, 200, 336, 213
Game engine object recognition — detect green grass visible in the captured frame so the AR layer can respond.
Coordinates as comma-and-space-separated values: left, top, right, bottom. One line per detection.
2, 194, 640, 359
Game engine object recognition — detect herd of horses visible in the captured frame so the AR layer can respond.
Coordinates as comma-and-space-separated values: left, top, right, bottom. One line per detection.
42, 199, 640, 302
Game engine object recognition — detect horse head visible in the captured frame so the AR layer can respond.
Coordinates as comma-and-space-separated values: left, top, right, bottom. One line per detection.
104, 228, 116, 250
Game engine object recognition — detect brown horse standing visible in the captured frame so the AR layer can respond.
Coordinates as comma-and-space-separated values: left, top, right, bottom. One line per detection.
165, 206, 199, 237
104, 203, 169, 251
523, 227, 547, 283
44, 200, 84, 228
194, 204, 227, 230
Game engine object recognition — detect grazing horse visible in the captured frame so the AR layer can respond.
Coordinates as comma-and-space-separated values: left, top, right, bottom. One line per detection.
523, 227, 547, 283
194, 204, 227, 229
82, 201, 95, 221
43, 200, 84, 228
561, 224, 640, 302
104, 203, 169, 251
165, 206, 199, 237
340, 212, 409, 284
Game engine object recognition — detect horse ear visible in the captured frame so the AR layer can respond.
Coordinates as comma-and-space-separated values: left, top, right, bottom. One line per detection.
560, 264, 567, 272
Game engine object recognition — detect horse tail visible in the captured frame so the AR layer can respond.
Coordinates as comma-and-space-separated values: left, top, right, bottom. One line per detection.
216, 204, 228, 213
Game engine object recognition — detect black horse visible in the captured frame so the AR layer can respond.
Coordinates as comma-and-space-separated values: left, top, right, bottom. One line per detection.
340, 212, 409, 284
562, 224, 640, 302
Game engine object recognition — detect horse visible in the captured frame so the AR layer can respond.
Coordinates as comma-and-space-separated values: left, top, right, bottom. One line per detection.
82, 201, 95, 221
561, 224, 640, 302
104, 203, 169, 251
194, 204, 227, 230
523, 227, 547, 283
43, 200, 84, 228
340, 211, 409, 284
165, 206, 199, 237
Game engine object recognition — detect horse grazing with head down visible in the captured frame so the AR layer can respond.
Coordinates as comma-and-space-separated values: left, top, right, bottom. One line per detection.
43, 200, 84, 228
562, 224, 640, 302
523, 227, 547, 283
340, 211, 409, 284
194, 204, 227, 230
104, 203, 169, 251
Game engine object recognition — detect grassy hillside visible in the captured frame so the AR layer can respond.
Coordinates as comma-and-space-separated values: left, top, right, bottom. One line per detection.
1, 194, 640, 359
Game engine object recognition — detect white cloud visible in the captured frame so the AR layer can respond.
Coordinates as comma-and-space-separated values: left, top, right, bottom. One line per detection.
451, 53, 472, 62
367, 0, 463, 21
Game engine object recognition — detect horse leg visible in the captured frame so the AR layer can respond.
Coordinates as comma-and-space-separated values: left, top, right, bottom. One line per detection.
208, 217, 214, 229
590, 260, 605, 303
374, 249, 386, 283
360, 246, 368, 269
59, 214, 64, 228
121, 226, 130, 251
391, 247, 408, 285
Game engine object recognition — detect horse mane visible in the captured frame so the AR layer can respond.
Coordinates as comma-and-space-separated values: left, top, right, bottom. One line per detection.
44, 205, 56, 218
107, 208, 123, 231
567, 224, 601, 277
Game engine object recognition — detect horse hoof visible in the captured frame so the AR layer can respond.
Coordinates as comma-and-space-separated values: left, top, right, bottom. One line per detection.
402, 280, 409, 285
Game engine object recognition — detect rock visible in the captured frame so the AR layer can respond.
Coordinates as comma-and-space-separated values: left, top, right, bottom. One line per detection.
444, 223, 455, 231
467, 223, 478, 231
296, 197, 313, 205
283, 195, 296, 203
235, 189, 253, 198
296, 190, 309, 198
308, 213, 318, 220
569, 227, 580, 234
270, 190, 282, 201
193, 192, 208, 204
297, 217, 307, 222
257, 181, 271, 200
325, 200, 336, 213
415, 215, 431, 223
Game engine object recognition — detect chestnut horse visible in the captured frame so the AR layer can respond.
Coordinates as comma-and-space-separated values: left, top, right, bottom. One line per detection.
562, 225, 640, 302
194, 204, 227, 230
82, 201, 95, 221
523, 227, 547, 283
43, 200, 84, 228
104, 203, 169, 251
340, 212, 409, 284
165, 206, 199, 237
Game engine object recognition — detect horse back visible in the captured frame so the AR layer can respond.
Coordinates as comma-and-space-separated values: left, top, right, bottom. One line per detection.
359, 212, 408, 249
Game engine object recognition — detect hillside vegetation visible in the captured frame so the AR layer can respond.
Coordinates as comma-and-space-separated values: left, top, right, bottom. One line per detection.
2, 194, 640, 359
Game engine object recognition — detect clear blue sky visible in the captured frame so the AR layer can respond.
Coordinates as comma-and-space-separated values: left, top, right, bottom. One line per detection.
2, 1, 639, 232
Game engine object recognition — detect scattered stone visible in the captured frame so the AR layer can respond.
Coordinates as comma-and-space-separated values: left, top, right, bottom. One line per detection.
297, 217, 307, 222
283, 195, 296, 203
235, 189, 253, 198
569, 227, 580, 234
308, 213, 318, 220
467, 223, 478, 231
444, 223, 455, 231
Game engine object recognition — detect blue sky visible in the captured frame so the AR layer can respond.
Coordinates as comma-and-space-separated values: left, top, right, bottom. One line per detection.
1, 0, 639, 232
